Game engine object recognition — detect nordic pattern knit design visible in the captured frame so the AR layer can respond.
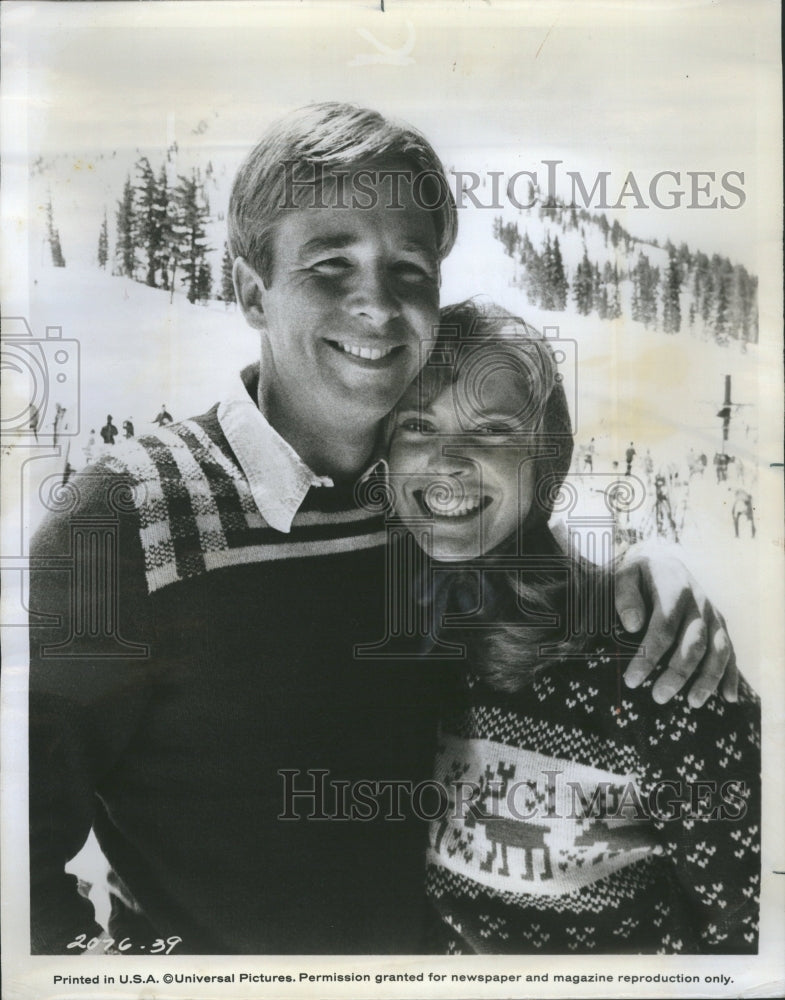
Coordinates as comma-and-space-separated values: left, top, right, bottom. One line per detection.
426, 651, 760, 954
96, 412, 387, 594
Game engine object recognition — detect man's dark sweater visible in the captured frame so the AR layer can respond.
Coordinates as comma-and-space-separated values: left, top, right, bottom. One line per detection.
29, 390, 444, 955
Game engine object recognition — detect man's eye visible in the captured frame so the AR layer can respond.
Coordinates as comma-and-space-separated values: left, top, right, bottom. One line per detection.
393, 261, 433, 282
311, 258, 350, 275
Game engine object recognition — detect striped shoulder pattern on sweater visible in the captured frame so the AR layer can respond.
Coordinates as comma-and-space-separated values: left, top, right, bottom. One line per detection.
99, 418, 387, 594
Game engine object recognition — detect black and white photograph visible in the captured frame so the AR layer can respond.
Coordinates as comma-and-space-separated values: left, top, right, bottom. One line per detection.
1, 2, 783, 998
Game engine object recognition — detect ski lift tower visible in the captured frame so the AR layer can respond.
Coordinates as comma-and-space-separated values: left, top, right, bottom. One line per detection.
716, 375, 733, 456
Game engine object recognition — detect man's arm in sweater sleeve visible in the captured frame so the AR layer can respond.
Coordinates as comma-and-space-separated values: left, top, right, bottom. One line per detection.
28, 464, 155, 954
619, 671, 761, 953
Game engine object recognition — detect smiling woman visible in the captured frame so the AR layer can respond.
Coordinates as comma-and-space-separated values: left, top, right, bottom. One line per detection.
388, 299, 571, 561
383, 300, 760, 955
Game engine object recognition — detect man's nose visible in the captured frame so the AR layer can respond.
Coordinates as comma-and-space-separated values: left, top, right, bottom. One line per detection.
348, 265, 401, 327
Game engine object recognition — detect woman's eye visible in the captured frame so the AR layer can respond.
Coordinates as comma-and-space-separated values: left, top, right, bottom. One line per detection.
398, 417, 436, 433
475, 424, 515, 436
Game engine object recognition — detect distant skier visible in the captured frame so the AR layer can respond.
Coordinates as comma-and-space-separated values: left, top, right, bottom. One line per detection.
653, 472, 679, 541
714, 452, 733, 484
62, 442, 75, 487
732, 488, 756, 538
625, 441, 636, 476
153, 404, 173, 427
123, 417, 135, 439
29, 403, 40, 442
52, 403, 67, 446
583, 437, 595, 472
100, 415, 118, 445
687, 448, 705, 479
82, 429, 96, 465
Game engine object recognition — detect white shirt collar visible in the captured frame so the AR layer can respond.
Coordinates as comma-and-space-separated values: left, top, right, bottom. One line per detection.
217, 369, 333, 534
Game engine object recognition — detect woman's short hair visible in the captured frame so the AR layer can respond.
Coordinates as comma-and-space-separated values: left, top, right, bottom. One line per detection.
227, 102, 458, 285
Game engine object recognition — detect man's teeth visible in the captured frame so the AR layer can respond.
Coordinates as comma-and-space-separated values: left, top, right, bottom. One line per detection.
335, 342, 395, 361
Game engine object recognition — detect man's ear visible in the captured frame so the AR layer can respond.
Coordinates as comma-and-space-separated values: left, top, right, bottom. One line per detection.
233, 257, 267, 330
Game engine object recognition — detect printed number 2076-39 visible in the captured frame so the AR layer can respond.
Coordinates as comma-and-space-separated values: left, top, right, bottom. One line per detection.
67, 933, 182, 954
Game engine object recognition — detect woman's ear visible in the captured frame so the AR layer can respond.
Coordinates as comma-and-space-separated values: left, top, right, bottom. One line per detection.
233, 257, 267, 330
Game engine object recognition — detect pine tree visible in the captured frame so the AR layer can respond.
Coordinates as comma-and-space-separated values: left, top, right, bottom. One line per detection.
171, 171, 213, 304
592, 263, 602, 312
714, 270, 730, 343
631, 253, 659, 328
196, 262, 213, 304
677, 241, 692, 273
518, 232, 535, 266
45, 196, 66, 268
609, 264, 622, 320
97, 210, 109, 269
662, 250, 682, 334
540, 234, 554, 310
221, 243, 236, 304
115, 176, 136, 277
497, 220, 520, 257
134, 157, 174, 288
154, 165, 174, 290
520, 244, 544, 307
547, 236, 568, 310
573, 249, 594, 316
700, 270, 714, 326
50, 229, 66, 268
133, 157, 160, 286
736, 267, 758, 345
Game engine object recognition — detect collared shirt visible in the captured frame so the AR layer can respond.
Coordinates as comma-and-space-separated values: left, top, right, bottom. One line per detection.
216, 365, 384, 534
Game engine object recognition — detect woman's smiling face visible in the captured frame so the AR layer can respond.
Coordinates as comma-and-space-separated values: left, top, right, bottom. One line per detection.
387, 356, 541, 561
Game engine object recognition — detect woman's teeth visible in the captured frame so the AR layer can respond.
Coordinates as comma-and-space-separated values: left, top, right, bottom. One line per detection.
436, 497, 482, 517
426, 495, 489, 517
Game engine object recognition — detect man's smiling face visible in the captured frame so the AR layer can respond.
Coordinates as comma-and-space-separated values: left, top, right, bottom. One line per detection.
255, 169, 441, 428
